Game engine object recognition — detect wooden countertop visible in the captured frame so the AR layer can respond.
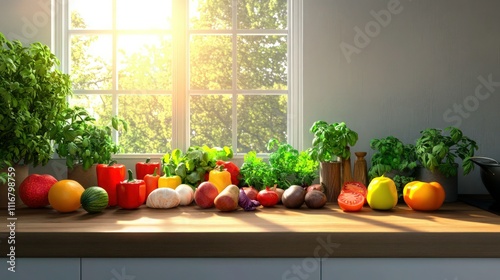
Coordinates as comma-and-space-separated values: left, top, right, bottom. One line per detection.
2, 200, 500, 258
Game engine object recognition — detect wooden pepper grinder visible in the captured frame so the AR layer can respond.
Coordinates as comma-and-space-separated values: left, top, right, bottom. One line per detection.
342, 146, 353, 184
353, 152, 368, 186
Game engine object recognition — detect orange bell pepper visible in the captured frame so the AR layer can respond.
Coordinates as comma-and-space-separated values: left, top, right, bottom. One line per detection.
403, 181, 445, 211
144, 167, 160, 200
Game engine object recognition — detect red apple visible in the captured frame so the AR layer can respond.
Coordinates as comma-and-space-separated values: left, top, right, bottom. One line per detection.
194, 181, 219, 208
20, 174, 58, 208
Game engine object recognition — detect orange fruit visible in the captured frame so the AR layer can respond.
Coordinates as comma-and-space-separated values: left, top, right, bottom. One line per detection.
48, 180, 85, 213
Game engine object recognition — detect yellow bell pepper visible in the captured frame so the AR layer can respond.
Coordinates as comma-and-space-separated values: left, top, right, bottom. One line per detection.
209, 167, 232, 193
158, 168, 182, 189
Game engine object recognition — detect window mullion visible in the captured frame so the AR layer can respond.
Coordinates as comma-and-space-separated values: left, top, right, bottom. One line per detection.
231, 0, 238, 153
111, 0, 119, 144
289, 0, 303, 150
172, 0, 188, 151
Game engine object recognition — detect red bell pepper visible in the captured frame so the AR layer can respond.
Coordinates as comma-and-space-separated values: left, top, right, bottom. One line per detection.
135, 158, 161, 180
144, 167, 160, 200
216, 160, 240, 186
117, 169, 146, 210
96, 160, 126, 207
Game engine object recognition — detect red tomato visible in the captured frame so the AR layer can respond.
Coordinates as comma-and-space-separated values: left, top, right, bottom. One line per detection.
257, 187, 279, 207
337, 191, 364, 212
342, 182, 367, 204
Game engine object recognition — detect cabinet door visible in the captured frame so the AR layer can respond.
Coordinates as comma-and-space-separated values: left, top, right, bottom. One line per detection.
322, 258, 500, 280
0, 258, 80, 280
82, 258, 320, 280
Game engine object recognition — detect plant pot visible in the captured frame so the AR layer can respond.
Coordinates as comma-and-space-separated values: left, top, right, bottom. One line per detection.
320, 161, 342, 202
415, 166, 458, 202
1, 164, 29, 208
67, 164, 98, 189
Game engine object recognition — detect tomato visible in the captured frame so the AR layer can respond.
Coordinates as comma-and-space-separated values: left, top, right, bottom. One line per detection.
257, 187, 279, 207
48, 180, 85, 213
337, 191, 364, 212
342, 182, 367, 204
403, 181, 445, 211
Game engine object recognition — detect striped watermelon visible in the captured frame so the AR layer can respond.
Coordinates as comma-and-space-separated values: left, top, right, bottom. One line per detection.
81, 186, 109, 213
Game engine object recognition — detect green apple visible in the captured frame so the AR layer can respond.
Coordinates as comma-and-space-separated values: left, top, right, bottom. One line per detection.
367, 176, 398, 210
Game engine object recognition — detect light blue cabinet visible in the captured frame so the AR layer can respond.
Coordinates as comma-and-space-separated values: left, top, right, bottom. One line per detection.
322, 258, 500, 280
81, 258, 321, 280
3, 258, 499, 279
0, 258, 80, 280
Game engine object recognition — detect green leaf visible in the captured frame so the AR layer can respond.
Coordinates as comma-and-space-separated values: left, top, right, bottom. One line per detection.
175, 163, 187, 178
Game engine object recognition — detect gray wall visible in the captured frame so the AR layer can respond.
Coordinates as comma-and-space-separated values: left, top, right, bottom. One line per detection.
2, 0, 499, 194
0, 0, 52, 46
303, 0, 500, 194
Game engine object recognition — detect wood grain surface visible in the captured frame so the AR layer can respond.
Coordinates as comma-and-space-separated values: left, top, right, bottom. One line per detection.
2, 201, 499, 258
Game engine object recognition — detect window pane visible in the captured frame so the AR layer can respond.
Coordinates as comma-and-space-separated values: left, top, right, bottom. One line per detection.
118, 95, 172, 153
117, 0, 172, 30
189, 0, 232, 30
190, 35, 232, 90
69, 94, 113, 128
237, 35, 287, 90
237, 95, 287, 153
69, 0, 112, 30
237, 0, 287, 29
190, 95, 232, 148
118, 35, 173, 91
70, 35, 112, 90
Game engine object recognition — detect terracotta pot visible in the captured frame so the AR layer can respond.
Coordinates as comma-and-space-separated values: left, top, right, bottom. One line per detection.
1, 164, 29, 208
67, 164, 98, 189
415, 166, 458, 202
320, 161, 342, 202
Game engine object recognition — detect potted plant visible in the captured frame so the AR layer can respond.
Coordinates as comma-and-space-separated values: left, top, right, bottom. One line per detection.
308, 121, 358, 201
368, 136, 417, 199
414, 127, 478, 202
0, 33, 72, 207
54, 106, 128, 188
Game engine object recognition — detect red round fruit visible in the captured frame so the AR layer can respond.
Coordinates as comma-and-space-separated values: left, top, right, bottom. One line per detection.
256, 187, 279, 207
20, 174, 58, 208
337, 191, 364, 212
342, 182, 367, 204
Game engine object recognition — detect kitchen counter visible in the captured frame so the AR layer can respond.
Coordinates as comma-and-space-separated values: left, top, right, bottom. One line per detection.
3, 200, 500, 258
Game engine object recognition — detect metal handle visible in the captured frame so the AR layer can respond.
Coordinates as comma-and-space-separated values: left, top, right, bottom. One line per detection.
469, 156, 500, 165
469, 156, 498, 176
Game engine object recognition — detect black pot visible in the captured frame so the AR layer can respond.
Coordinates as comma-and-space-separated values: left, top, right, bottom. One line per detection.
470, 157, 500, 202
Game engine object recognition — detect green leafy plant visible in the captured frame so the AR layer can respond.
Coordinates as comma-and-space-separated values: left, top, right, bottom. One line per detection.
392, 174, 415, 200
415, 127, 478, 177
368, 136, 417, 179
308, 121, 358, 162
55, 106, 128, 170
0, 33, 72, 166
240, 151, 274, 190
162, 146, 233, 186
0, 160, 10, 185
267, 139, 319, 189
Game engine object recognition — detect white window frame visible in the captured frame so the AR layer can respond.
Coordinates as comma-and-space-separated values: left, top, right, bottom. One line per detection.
52, 0, 303, 157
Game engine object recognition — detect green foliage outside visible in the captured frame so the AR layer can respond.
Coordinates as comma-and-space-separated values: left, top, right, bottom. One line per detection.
70, 0, 288, 154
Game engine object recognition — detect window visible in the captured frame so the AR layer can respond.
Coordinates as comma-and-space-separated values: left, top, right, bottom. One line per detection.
56, 0, 302, 155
